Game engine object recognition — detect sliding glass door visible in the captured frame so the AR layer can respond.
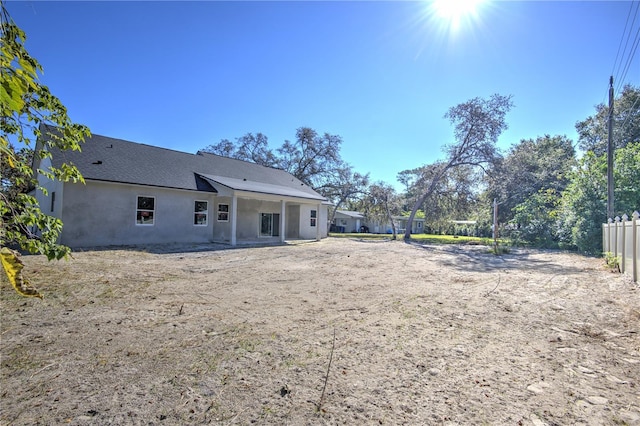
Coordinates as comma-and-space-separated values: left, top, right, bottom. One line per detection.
260, 213, 280, 237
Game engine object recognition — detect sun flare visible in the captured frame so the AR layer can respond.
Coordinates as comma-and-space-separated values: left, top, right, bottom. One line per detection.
431, 0, 485, 32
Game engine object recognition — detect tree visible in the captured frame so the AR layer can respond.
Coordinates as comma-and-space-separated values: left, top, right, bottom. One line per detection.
488, 135, 575, 223
201, 132, 278, 167
511, 188, 562, 247
557, 152, 607, 253
203, 127, 361, 199
361, 182, 401, 239
614, 142, 640, 212
576, 84, 640, 155
1, 2, 89, 296
404, 94, 513, 240
316, 164, 369, 225
480, 134, 576, 245
277, 127, 344, 190
399, 163, 481, 234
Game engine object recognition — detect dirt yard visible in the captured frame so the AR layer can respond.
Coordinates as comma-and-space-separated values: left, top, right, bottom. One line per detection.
1, 238, 639, 425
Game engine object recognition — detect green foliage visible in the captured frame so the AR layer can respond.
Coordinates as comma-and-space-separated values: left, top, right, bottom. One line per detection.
614, 142, 640, 213
510, 189, 561, 248
557, 151, 606, 254
359, 181, 401, 238
576, 85, 640, 155
487, 135, 575, 226
488, 243, 510, 255
603, 252, 621, 272
484, 90, 638, 254
1, 3, 89, 261
402, 94, 513, 240
329, 232, 488, 245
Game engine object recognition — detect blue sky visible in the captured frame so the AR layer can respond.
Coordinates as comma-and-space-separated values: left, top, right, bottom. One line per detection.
6, 1, 639, 188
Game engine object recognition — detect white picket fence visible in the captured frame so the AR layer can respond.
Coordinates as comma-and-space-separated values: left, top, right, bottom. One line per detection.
602, 211, 639, 283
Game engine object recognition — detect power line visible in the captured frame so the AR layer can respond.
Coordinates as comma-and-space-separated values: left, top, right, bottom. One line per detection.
613, 1, 640, 96
615, 25, 640, 96
611, 0, 638, 79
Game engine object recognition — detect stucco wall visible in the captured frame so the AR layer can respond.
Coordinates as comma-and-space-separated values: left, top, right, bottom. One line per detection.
59, 181, 216, 247
298, 203, 327, 240
236, 198, 281, 240
35, 157, 65, 220
212, 197, 232, 243
286, 204, 300, 239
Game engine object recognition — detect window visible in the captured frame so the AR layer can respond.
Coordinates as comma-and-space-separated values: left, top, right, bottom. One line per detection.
217, 204, 229, 222
50, 192, 56, 213
310, 209, 317, 227
194, 201, 208, 225
260, 213, 280, 237
136, 196, 155, 225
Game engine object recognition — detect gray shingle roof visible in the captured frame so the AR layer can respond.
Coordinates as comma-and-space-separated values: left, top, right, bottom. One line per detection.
44, 128, 326, 201
335, 210, 365, 219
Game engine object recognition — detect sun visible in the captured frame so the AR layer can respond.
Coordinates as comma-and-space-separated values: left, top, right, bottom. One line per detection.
430, 0, 485, 32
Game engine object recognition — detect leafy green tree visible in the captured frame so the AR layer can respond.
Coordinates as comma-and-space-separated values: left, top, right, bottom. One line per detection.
559, 143, 639, 254
511, 189, 562, 247
576, 84, 640, 155
399, 164, 481, 234
558, 152, 606, 253
317, 164, 369, 225
487, 135, 575, 225
404, 94, 513, 239
1, 2, 89, 269
361, 182, 401, 239
614, 142, 640, 212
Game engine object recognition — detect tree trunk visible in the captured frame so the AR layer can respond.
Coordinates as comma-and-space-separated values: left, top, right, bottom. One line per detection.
329, 199, 346, 229
384, 202, 397, 240
404, 164, 450, 240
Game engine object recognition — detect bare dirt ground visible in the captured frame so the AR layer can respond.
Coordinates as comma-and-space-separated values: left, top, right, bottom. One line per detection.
1, 237, 639, 425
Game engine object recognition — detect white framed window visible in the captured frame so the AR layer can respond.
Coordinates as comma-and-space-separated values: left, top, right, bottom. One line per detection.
136, 196, 155, 225
194, 201, 208, 226
310, 209, 317, 227
217, 203, 229, 222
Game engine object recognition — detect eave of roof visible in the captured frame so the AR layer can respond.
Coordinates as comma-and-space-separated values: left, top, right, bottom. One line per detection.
335, 210, 365, 219
199, 174, 326, 201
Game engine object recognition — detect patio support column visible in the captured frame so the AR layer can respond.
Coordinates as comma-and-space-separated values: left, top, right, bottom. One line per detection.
231, 194, 237, 246
316, 203, 321, 241
280, 200, 286, 243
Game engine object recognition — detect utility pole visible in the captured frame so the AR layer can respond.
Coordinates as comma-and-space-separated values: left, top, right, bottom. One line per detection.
607, 76, 615, 220
492, 198, 498, 250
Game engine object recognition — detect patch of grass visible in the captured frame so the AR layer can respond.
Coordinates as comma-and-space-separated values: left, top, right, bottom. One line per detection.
329, 232, 496, 245
329, 233, 393, 240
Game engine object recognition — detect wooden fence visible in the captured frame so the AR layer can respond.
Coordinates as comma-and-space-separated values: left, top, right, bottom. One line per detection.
603, 211, 639, 283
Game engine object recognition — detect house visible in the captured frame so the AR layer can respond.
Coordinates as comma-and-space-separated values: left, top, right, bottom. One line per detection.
33, 127, 329, 248
331, 210, 365, 233
395, 216, 425, 234
334, 211, 426, 235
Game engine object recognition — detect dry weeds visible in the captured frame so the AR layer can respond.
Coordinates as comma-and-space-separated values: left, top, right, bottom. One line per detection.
1, 238, 639, 425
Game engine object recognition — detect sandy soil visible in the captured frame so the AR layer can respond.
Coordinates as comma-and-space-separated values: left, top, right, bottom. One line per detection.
1, 237, 639, 425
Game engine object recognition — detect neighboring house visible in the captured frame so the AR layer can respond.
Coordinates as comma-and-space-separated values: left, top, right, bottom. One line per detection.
395, 216, 425, 234
33, 127, 329, 248
331, 210, 365, 233
366, 216, 425, 234
337, 211, 426, 235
